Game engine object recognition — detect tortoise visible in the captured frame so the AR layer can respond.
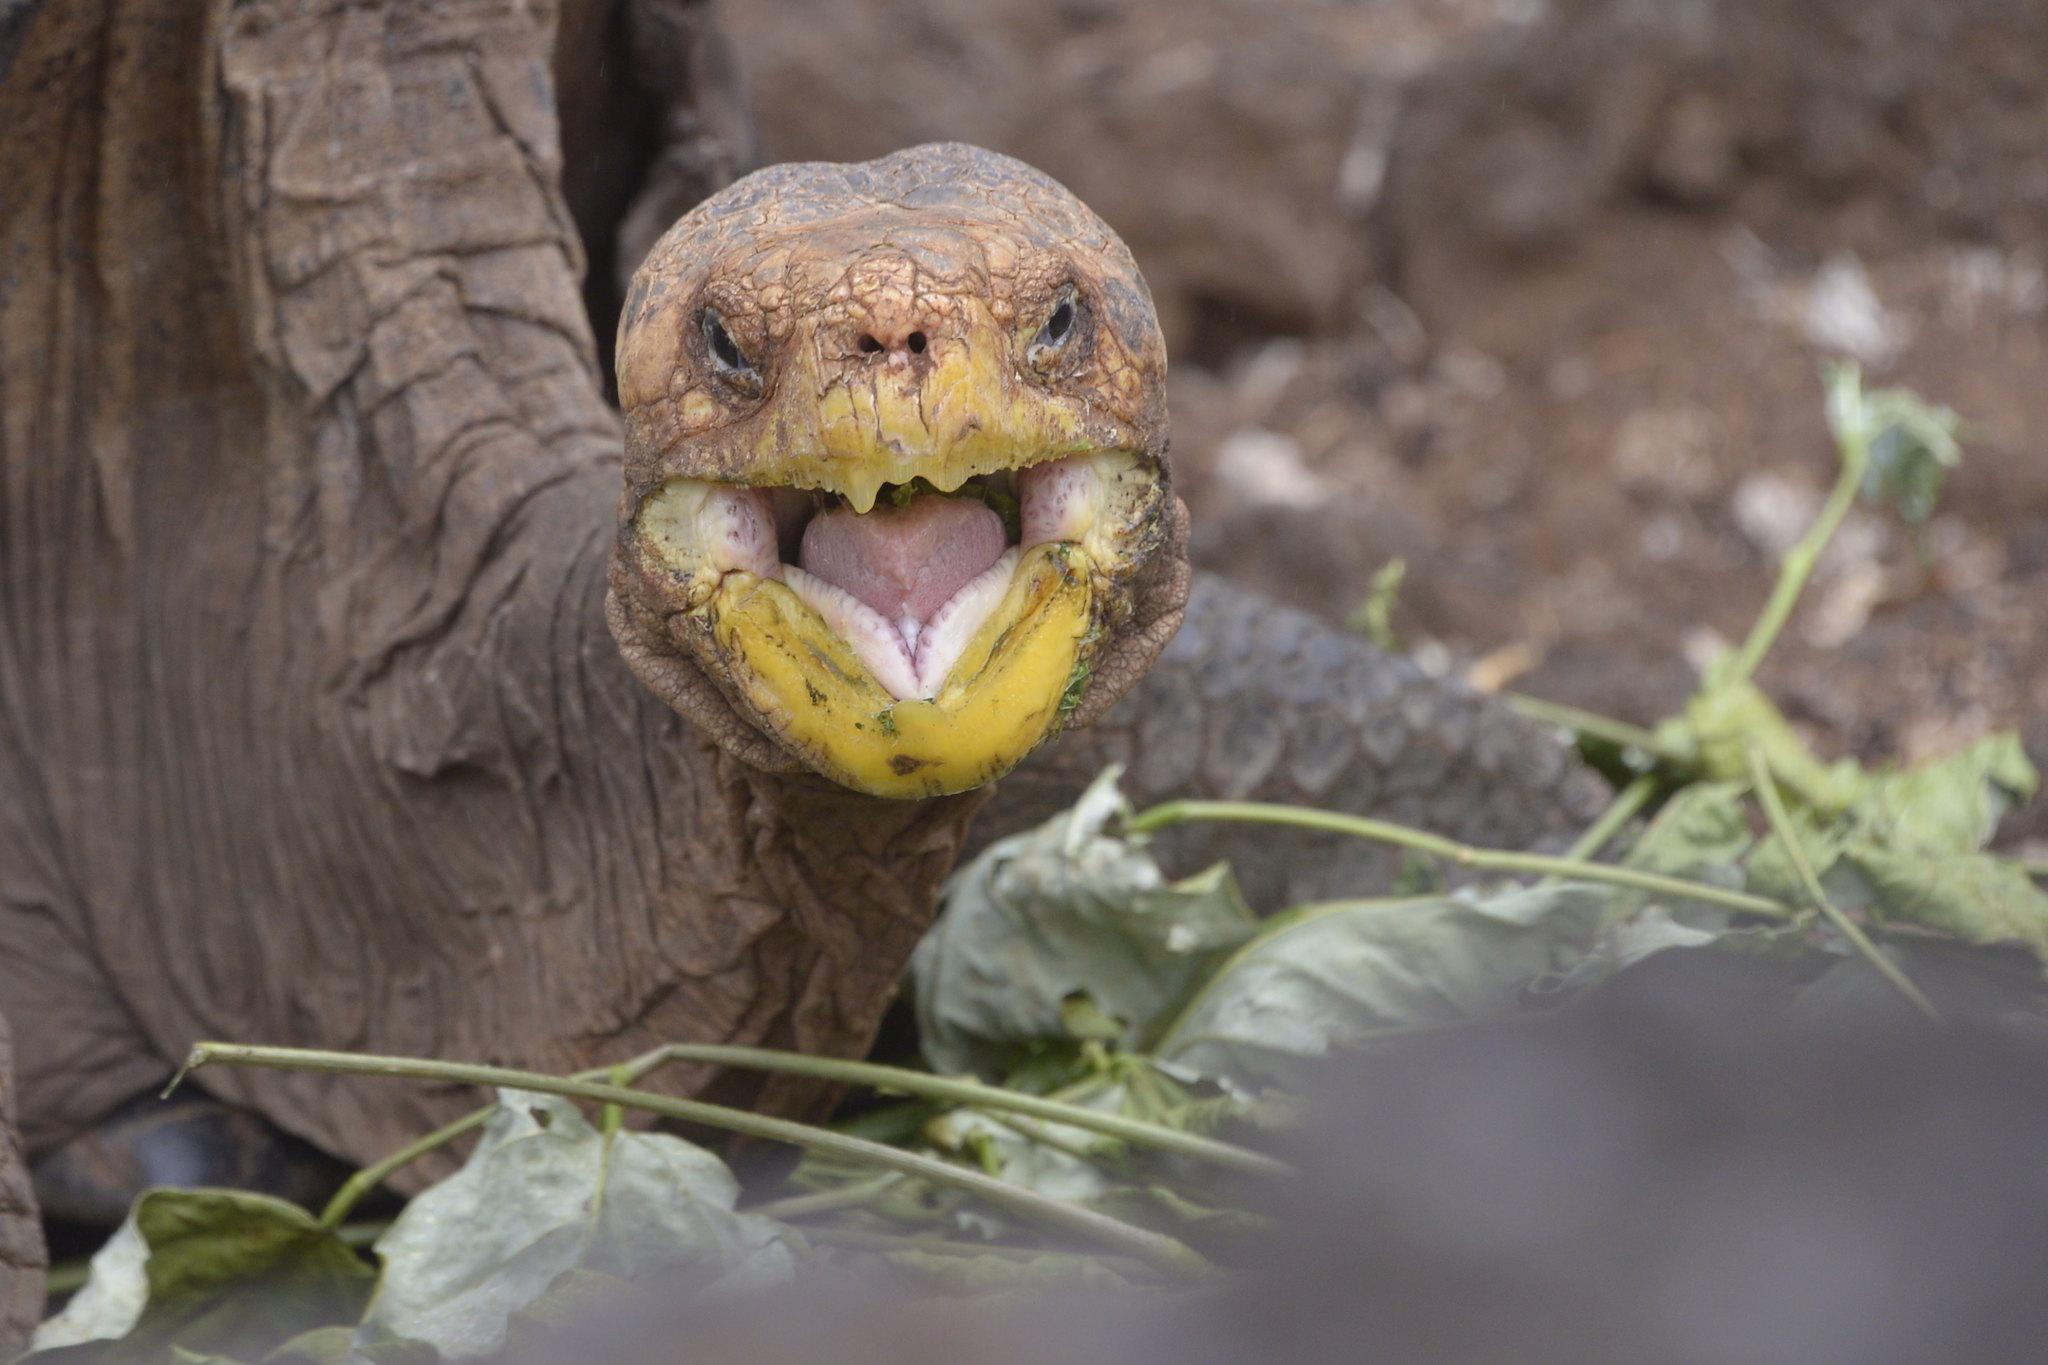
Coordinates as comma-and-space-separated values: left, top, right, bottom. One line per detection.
0, 0, 1600, 1335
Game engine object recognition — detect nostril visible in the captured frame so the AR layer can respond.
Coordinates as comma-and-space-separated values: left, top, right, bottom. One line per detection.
907, 331, 927, 354
858, 334, 883, 354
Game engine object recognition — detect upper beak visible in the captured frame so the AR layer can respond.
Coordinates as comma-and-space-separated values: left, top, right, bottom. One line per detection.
744, 306, 1096, 512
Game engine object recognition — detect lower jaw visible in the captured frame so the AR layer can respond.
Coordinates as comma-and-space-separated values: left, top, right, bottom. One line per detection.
707, 541, 1095, 798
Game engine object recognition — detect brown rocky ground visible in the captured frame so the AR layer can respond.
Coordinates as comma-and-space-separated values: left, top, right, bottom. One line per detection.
725, 0, 2048, 845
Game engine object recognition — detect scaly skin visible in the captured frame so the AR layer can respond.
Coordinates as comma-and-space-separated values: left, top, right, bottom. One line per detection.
0, 0, 1595, 1245
987, 576, 1609, 905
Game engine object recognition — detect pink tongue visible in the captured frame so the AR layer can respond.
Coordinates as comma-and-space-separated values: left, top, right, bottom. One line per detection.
799, 495, 1008, 625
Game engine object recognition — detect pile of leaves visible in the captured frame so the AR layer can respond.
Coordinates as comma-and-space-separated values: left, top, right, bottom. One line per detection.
24, 367, 2048, 1363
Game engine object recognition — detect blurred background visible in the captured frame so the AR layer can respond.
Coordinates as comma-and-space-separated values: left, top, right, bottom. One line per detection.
717, 0, 2048, 846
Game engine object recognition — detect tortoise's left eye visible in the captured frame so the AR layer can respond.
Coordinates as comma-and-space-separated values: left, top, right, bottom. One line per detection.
1040, 298, 1074, 347
1029, 288, 1082, 368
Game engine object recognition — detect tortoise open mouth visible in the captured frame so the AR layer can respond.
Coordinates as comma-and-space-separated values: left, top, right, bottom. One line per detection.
633, 449, 1162, 797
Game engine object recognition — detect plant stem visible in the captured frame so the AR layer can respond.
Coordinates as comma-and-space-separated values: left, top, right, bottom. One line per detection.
320, 1108, 492, 1228
1561, 774, 1660, 865
1126, 799, 1792, 920
178, 1043, 1212, 1279
1505, 694, 1675, 758
1723, 423, 1869, 688
44, 1259, 91, 1297
801, 1225, 1143, 1268
315, 1039, 934, 1227
316, 1048, 694, 1227
601, 1063, 628, 1139
1746, 747, 1941, 1022
619, 1043, 1290, 1178
748, 1174, 904, 1222
976, 1110, 1116, 1166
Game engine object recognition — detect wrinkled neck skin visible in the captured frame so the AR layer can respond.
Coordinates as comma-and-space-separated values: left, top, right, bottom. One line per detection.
0, 0, 986, 1173
375, 470, 995, 1130
20, 438, 989, 1171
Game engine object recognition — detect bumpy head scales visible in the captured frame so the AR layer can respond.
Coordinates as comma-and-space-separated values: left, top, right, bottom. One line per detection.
607, 143, 1189, 798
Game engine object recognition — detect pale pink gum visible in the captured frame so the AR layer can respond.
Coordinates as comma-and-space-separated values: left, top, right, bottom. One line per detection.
1019, 456, 1096, 548
700, 486, 779, 578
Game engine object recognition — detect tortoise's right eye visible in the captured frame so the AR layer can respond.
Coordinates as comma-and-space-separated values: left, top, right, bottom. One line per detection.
708, 302, 765, 382
700, 307, 764, 399
703, 309, 750, 374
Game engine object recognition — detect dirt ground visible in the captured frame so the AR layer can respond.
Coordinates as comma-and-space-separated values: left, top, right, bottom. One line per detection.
723, 0, 2048, 845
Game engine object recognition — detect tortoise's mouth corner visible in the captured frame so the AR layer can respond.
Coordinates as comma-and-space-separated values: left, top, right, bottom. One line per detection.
629, 448, 1165, 798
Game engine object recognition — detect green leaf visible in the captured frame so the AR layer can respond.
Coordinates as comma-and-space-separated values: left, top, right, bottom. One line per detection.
1617, 781, 1756, 923
1833, 366, 1963, 525
1848, 734, 2037, 857
913, 769, 1259, 1077
1151, 882, 1613, 1092
1564, 906, 1724, 988
923, 1084, 1132, 1206
1743, 798, 1848, 908
28, 1191, 373, 1362
1057, 993, 1127, 1043
1844, 846, 2048, 967
1346, 557, 1407, 651
1669, 681, 1864, 814
1623, 782, 1755, 880
360, 1088, 795, 1361
887, 475, 1023, 539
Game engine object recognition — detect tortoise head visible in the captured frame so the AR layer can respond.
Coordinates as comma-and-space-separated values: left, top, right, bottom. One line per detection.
608, 143, 1189, 798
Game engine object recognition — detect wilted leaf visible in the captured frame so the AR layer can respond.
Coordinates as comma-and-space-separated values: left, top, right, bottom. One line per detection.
1733, 733, 2040, 948
28, 1191, 373, 1362
1560, 906, 1725, 991
361, 1089, 795, 1361
1669, 681, 1863, 814
1743, 798, 1847, 908
1152, 882, 1613, 1092
1615, 781, 1756, 924
32, 1216, 149, 1353
1843, 846, 2048, 968
1848, 734, 2037, 857
923, 1085, 1132, 1206
1623, 782, 1754, 881
1827, 362, 1963, 525
913, 769, 1259, 1077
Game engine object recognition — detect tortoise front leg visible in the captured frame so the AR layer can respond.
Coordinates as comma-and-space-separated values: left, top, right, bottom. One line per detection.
0, 1011, 46, 1359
